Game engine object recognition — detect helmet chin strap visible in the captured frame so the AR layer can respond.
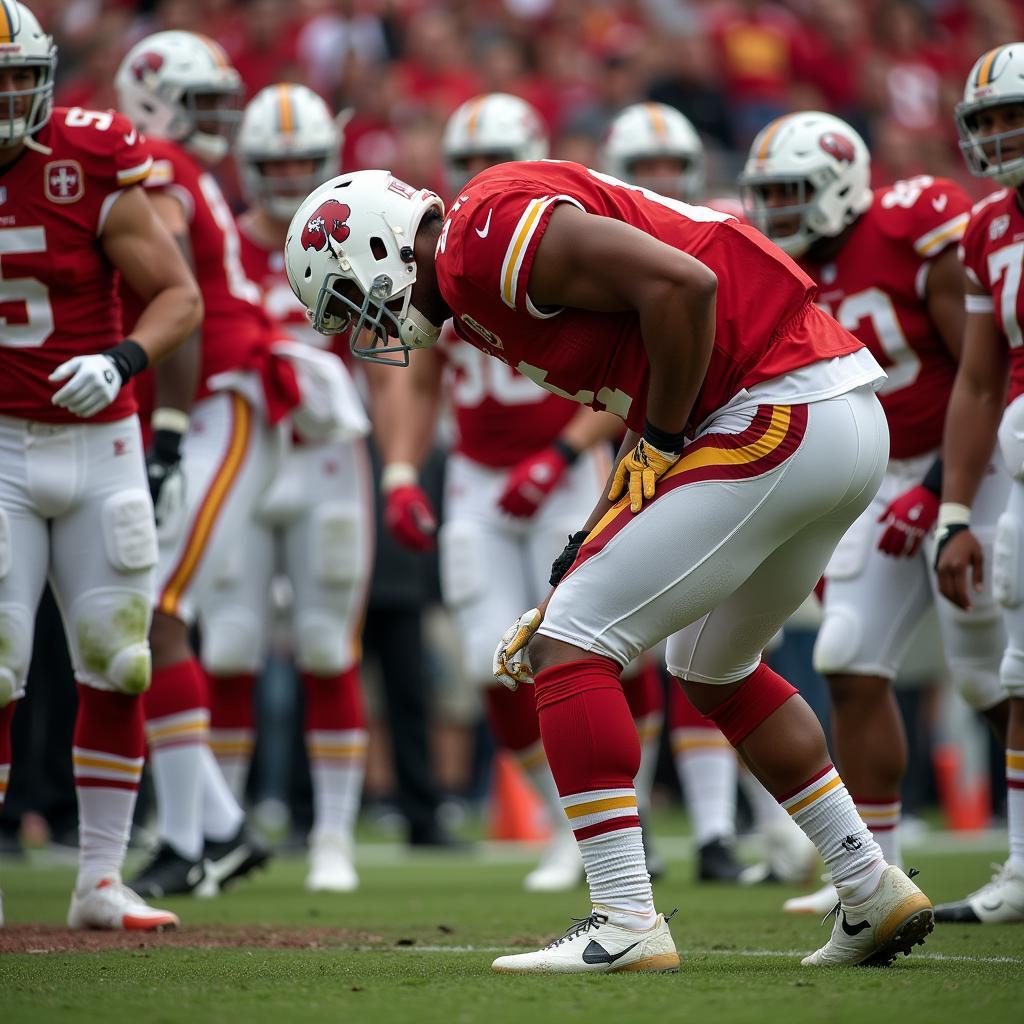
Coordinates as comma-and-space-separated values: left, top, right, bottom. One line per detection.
399, 304, 442, 350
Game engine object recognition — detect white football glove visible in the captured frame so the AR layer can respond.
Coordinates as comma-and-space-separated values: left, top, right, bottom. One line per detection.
49, 354, 122, 418
493, 607, 543, 691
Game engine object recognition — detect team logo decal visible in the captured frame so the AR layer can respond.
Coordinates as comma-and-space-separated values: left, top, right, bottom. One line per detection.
819, 132, 856, 163
44, 160, 84, 203
131, 51, 164, 82
990, 214, 1011, 241
301, 199, 352, 255
461, 313, 503, 350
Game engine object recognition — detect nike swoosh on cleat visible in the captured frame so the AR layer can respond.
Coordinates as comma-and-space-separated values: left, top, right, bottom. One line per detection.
581, 939, 641, 965
841, 913, 871, 936
204, 846, 250, 884
979, 898, 1003, 912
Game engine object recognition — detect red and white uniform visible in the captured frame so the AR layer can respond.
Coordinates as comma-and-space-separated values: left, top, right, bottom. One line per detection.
133, 139, 288, 625
195, 227, 373, 679
808, 177, 1007, 708
0, 107, 157, 700
962, 187, 1024, 698
434, 160, 887, 679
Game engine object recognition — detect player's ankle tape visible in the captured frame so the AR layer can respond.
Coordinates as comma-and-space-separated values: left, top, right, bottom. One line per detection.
703, 663, 798, 746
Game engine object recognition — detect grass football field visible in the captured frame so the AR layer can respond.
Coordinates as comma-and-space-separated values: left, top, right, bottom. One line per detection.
1, 831, 1020, 1024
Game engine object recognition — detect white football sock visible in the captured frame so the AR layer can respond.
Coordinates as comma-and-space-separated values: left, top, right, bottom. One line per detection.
672, 729, 736, 846
307, 729, 367, 841
199, 744, 245, 842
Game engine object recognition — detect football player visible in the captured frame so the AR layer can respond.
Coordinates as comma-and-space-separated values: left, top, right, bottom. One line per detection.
603, 101, 816, 887
200, 82, 372, 893
284, 158, 933, 971
740, 111, 1010, 916
114, 31, 293, 898
0, 1, 200, 929
933, 42, 1024, 924
370, 92, 622, 891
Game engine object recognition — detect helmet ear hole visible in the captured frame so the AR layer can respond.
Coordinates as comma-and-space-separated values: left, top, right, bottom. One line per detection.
370, 237, 388, 261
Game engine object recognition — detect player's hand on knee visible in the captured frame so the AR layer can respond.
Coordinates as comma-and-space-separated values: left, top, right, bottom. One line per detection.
609, 438, 680, 514
877, 484, 939, 558
493, 607, 543, 691
49, 354, 123, 418
497, 445, 573, 518
936, 526, 983, 610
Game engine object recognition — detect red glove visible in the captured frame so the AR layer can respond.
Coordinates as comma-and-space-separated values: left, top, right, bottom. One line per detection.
497, 445, 572, 518
877, 484, 939, 558
381, 462, 437, 551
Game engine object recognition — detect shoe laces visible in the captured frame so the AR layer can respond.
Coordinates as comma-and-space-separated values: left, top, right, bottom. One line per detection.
545, 911, 607, 948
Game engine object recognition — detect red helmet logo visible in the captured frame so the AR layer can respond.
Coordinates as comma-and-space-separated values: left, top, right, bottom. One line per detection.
302, 200, 352, 254
819, 132, 856, 163
131, 52, 164, 81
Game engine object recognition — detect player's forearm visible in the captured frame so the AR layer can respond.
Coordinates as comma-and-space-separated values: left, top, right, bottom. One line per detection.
941, 377, 1002, 507
152, 330, 200, 416
130, 284, 203, 367
366, 365, 440, 469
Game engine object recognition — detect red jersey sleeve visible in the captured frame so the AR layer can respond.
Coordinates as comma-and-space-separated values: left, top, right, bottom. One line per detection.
874, 175, 971, 261
958, 189, 1010, 294
140, 139, 197, 222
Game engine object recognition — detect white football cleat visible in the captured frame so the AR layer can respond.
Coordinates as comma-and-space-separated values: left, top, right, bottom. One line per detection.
783, 876, 839, 914
801, 866, 932, 967
67, 876, 179, 931
933, 861, 1024, 923
492, 910, 679, 974
523, 833, 584, 892
306, 833, 359, 893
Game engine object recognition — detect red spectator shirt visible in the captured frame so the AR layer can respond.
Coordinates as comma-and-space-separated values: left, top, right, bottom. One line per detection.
0, 106, 152, 422
800, 176, 970, 459
959, 188, 1024, 405
432, 160, 862, 434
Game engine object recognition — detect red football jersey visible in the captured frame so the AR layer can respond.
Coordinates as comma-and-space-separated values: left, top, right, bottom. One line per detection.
800, 176, 970, 459
959, 187, 1024, 404
0, 107, 152, 423
437, 325, 577, 468
132, 138, 277, 399
434, 161, 862, 434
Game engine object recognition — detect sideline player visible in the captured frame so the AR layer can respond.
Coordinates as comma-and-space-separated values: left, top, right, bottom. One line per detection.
603, 101, 816, 886
115, 31, 290, 897
740, 111, 1010, 915
284, 160, 934, 971
933, 43, 1024, 923
0, 1, 200, 929
200, 82, 373, 893
370, 92, 621, 891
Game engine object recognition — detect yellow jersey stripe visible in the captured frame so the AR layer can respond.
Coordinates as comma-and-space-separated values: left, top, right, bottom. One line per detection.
500, 198, 546, 308
117, 157, 154, 186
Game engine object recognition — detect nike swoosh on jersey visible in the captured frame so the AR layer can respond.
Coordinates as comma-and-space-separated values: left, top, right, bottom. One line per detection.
476, 209, 493, 238
932, 195, 949, 213
124, 129, 138, 146
581, 939, 640, 964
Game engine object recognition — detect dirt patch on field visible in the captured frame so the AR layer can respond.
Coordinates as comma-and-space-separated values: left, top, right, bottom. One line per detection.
0, 925, 385, 954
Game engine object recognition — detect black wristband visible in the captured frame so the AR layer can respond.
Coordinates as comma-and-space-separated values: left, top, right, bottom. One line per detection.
551, 438, 580, 466
104, 339, 149, 384
150, 428, 183, 464
921, 457, 943, 497
934, 522, 967, 569
643, 419, 687, 455
550, 530, 589, 588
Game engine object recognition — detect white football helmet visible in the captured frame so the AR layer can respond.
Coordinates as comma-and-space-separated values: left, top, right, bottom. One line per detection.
442, 93, 547, 193
284, 170, 444, 364
956, 44, 1024, 188
115, 31, 242, 165
739, 111, 872, 257
0, 1, 56, 146
237, 83, 341, 221
602, 102, 704, 201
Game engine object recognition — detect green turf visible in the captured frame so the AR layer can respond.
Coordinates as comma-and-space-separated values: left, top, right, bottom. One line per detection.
1, 843, 1020, 1024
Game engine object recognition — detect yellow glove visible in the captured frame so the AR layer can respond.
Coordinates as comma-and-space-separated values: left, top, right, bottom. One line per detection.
608, 438, 681, 513
493, 608, 543, 690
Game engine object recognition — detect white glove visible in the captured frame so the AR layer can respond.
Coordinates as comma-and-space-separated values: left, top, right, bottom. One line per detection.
493, 607, 543, 691
49, 354, 122, 418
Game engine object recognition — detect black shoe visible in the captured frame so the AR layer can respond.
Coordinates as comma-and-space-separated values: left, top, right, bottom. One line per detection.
407, 822, 471, 850
202, 825, 271, 893
697, 837, 745, 883
131, 842, 206, 898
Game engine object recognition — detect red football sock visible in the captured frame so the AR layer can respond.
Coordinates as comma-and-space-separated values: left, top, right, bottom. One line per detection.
0, 701, 15, 811
621, 662, 664, 723
302, 667, 367, 733
144, 657, 209, 731
207, 671, 256, 798
484, 683, 541, 754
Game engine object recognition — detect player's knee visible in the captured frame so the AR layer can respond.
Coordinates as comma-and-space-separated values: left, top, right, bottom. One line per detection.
71, 592, 153, 695
812, 608, 863, 675
201, 612, 265, 676
993, 513, 1022, 609
1000, 646, 1024, 698
827, 672, 890, 711
295, 611, 353, 676
312, 504, 363, 585
0, 604, 32, 707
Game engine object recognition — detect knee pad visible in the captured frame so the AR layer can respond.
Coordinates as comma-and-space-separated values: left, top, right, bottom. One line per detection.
70, 591, 153, 694
295, 610, 353, 676
102, 490, 158, 572
1000, 646, 1024, 698
0, 603, 32, 706
312, 503, 362, 585
439, 519, 486, 608
201, 610, 265, 675
812, 607, 864, 675
993, 512, 1022, 609
954, 665, 1007, 711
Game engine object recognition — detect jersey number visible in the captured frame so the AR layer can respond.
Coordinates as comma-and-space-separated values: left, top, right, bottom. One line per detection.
988, 242, 1024, 349
0, 227, 55, 348
448, 343, 544, 407
199, 175, 262, 306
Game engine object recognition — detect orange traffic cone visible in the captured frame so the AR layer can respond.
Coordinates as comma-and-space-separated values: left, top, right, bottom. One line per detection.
488, 752, 551, 842
933, 743, 991, 831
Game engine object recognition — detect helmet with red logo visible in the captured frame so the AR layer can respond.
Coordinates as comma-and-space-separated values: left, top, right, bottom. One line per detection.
956, 44, 1024, 187
442, 93, 547, 194
284, 170, 444, 364
115, 30, 242, 165
0, 1, 56, 146
601, 102, 704, 201
739, 111, 872, 257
